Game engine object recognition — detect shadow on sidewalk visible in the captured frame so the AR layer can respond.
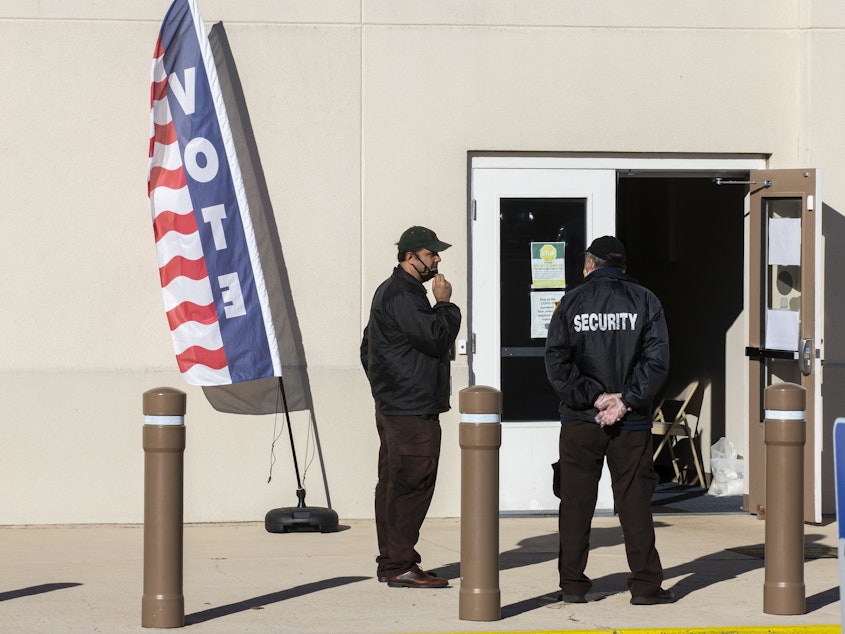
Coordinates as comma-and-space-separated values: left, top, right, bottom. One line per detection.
185, 576, 368, 625
443, 521, 839, 620
808, 587, 841, 612
0, 582, 81, 602
606, 530, 838, 612
430, 522, 626, 583
428, 527, 560, 582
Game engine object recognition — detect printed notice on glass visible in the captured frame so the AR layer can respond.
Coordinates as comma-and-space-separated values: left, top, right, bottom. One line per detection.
531, 242, 566, 288
765, 309, 800, 352
531, 291, 565, 338
768, 218, 801, 266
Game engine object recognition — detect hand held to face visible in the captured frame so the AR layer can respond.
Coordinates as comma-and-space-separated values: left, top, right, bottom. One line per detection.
432, 274, 452, 302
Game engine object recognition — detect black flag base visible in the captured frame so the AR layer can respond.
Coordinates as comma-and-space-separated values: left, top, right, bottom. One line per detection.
265, 378, 338, 533
265, 487, 339, 534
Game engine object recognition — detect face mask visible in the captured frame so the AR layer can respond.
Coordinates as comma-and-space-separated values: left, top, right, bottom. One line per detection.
411, 252, 436, 282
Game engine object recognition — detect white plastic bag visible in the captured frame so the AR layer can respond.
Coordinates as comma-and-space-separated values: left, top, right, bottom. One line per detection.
707, 437, 744, 497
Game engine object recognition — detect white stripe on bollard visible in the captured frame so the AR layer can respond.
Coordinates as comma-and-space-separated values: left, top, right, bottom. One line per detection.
764, 410, 806, 421
460, 413, 501, 423
144, 415, 185, 426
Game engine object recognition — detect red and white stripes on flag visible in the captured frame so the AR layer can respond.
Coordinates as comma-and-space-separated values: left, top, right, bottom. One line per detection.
148, 0, 281, 386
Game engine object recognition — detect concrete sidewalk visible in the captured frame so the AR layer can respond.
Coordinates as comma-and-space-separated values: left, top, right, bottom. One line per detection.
0, 514, 840, 633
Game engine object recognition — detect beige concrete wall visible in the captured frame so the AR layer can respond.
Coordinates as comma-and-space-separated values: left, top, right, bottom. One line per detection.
1, 0, 843, 524
805, 3, 845, 514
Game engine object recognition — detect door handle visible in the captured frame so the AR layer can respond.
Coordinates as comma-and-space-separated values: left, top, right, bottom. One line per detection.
745, 347, 796, 360
745, 343, 813, 376
800, 338, 813, 376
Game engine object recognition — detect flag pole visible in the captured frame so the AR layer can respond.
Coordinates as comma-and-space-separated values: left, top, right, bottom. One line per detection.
264, 377, 339, 533
278, 376, 305, 507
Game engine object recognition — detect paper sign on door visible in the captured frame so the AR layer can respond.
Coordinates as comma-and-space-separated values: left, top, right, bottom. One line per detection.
765, 309, 799, 352
530, 242, 566, 289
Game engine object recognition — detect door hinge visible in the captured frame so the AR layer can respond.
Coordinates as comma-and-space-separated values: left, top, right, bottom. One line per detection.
471, 332, 477, 354
471, 199, 477, 221
808, 195, 815, 211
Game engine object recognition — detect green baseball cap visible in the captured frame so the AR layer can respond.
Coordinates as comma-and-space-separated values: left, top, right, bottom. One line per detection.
397, 226, 452, 252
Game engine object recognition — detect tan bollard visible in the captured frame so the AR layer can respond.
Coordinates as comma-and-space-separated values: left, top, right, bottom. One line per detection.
763, 382, 806, 615
142, 387, 186, 628
459, 386, 502, 621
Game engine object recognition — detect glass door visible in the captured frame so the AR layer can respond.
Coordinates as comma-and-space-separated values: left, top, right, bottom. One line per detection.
499, 198, 586, 421
747, 168, 822, 523
471, 165, 615, 512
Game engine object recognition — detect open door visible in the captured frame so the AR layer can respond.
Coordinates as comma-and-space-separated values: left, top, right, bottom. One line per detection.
469, 154, 767, 514
746, 168, 823, 523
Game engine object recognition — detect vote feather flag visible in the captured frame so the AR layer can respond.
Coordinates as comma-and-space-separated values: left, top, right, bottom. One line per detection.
148, 0, 281, 386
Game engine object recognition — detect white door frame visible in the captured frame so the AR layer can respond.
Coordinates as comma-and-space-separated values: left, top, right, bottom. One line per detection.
470, 154, 767, 514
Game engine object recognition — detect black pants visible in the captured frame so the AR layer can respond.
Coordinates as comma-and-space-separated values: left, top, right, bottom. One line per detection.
558, 420, 663, 597
374, 412, 441, 576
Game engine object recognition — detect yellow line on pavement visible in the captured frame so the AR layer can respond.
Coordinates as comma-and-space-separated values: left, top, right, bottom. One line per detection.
415, 627, 842, 634
614, 625, 842, 634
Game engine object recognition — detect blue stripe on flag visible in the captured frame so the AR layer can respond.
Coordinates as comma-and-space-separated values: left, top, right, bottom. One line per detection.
158, 0, 276, 383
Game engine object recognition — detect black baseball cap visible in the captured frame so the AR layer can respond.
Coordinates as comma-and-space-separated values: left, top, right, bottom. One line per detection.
585, 236, 626, 266
397, 226, 451, 252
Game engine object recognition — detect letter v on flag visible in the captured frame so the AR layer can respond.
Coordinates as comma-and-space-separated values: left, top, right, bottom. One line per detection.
147, 0, 281, 386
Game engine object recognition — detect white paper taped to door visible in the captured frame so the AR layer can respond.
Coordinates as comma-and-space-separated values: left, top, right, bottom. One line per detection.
768, 217, 801, 266
765, 309, 799, 352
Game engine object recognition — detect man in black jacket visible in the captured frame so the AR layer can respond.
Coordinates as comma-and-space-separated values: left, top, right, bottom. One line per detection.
360, 226, 461, 589
545, 236, 675, 606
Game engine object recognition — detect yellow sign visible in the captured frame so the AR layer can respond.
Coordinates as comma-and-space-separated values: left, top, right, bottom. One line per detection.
530, 242, 566, 289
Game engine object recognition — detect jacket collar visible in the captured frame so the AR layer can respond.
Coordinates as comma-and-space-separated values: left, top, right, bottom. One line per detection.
586, 267, 637, 284
393, 265, 425, 289
587, 266, 625, 279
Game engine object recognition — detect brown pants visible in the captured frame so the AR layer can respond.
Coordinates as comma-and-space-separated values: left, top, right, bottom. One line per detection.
374, 411, 442, 577
558, 420, 663, 597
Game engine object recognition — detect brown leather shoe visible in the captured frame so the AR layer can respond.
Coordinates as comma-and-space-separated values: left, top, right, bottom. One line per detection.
387, 565, 449, 588
379, 569, 437, 583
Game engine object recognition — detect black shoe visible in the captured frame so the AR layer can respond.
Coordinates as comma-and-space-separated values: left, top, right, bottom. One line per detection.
559, 593, 587, 604
630, 588, 676, 605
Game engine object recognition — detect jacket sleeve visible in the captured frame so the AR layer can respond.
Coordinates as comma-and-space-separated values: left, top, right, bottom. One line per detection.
544, 305, 603, 411
621, 294, 670, 410
392, 290, 461, 357
360, 325, 370, 377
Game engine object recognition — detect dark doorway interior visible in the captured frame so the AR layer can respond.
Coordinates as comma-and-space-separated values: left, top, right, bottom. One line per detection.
493, 176, 746, 468
617, 176, 746, 464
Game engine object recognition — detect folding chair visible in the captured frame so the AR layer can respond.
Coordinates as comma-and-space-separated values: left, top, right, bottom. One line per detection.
651, 379, 706, 487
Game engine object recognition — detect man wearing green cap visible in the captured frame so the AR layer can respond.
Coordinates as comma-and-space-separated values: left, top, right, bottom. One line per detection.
360, 226, 461, 589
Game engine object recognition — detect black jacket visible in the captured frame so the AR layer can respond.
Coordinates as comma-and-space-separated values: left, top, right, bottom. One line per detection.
361, 266, 462, 415
544, 267, 669, 429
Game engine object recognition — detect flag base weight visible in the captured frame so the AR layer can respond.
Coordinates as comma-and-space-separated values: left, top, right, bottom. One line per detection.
264, 505, 339, 533
265, 487, 339, 533
265, 379, 338, 533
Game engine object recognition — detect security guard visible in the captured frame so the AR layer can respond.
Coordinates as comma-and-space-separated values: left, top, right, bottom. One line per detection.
545, 235, 674, 605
